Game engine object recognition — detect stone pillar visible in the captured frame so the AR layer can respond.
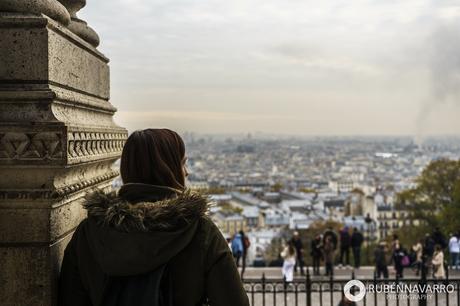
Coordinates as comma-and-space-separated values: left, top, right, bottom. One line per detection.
0, 1, 127, 305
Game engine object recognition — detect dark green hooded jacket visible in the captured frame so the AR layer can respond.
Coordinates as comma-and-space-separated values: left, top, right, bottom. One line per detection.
59, 183, 249, 306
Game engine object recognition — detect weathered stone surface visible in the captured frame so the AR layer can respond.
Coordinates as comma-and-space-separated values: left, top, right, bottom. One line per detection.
0, 15, 109, 98
0, 24, 49, 81
0, 0, 70, 25
0, 195, 88, 243
67, 16, 100, 47
48, 23, 108, 98
0, 207, 51, 242
0, 5, 127, 306
58, 0, 100, 47
0, 246, 51, 306
0, 234, 72, 306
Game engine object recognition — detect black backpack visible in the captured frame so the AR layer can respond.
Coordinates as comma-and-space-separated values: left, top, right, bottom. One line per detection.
102, 264, 173, 306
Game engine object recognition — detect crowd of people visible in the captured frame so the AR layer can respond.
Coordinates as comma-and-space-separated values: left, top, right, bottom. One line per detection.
383, 228, 460, 280
227, 226, 460, 282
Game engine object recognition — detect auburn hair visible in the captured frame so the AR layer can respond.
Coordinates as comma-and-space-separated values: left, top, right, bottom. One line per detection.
120, 129, 186, 189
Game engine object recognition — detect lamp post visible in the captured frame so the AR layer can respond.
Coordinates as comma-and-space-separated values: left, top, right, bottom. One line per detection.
365, 213, 373, 265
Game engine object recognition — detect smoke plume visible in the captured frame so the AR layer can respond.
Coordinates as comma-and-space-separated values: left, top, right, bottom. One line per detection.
416, 24, 460, 145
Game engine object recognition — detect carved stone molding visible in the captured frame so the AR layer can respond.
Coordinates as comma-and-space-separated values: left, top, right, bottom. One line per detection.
0, 132, 64, 161
0, 130, 127, 164
0, 0, 71, 25
0, 169, 119, 200
67, 130, 126, 163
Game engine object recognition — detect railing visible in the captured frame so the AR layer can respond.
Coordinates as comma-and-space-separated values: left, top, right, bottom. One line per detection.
242, 267, 460, 306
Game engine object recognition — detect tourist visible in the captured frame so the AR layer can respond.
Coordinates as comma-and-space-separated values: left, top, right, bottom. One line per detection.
281, 241, 297, 282
310, 234, 323, 275
291, 231, 305, 275
432, 245, 446, 279
374, 242, 389, 278
323, 226, 338, 251
339, 227, 351, 267
240, 230, 251, 279
323, 236, 335, 276
59, 129, 249, 306
423, 233, 435, 275
412, 239, 423, 276
351, 228, 364, 269
448, 232, 460, 270
393, 243, 407, 278
231, 232, 244, 267
391, 234, 400, 251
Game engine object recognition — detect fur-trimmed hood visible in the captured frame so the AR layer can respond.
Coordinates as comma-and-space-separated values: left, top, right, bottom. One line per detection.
80, 183, 211, 276
84, 184, 209, 232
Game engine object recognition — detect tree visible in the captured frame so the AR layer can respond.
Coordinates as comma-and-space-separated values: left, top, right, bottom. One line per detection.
199, 187, 227, 194
299, 187, 317, 194
397, 159, 460, 234
219, 201, 243, 214
271, 182, 284, 192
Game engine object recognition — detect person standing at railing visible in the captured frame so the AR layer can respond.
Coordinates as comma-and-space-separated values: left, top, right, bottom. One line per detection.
323, 236, 335, 276
350, 228, 364, 269
448, 232, 460, 270
281, 241, 297, 282
310, 234, 323, 276
239, 230, 250, 279
231, 232, 244, 268
423, 233, 435, 276
393, 242, 408, 278
339, 227, 351, 268
412, 239, 423, 276
432, 245, 446, 279
291, 231, 305, 275
323, 226, 338, 251
374, 241, 389, 278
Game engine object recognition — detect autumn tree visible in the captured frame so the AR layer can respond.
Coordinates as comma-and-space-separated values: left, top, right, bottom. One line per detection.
397, 159, 460, 235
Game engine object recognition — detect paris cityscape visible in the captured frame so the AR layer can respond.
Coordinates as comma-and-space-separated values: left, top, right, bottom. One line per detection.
3, 0, 460, 305
112, 134, 460, 268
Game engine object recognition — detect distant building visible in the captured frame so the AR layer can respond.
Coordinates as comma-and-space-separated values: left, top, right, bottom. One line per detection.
242, 206, 261, 228
263, 209, 290, 227
329, 180, 355, 193
188, 181, 209, 190
212, 212, 246, 235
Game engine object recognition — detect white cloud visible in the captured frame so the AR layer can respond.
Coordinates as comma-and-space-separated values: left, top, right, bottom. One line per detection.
79, 0, 460, 135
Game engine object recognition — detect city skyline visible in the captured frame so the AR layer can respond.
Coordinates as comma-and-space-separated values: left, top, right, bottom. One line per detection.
81, 1, 460, 136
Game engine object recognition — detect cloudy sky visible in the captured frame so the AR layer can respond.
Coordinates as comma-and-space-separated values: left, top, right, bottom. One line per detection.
80, 0, 460, 136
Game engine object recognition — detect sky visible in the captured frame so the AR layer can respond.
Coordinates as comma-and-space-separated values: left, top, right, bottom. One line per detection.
80, 0, 460, 137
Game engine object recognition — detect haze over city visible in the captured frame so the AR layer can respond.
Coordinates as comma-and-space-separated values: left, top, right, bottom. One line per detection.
81, 1, 460, 137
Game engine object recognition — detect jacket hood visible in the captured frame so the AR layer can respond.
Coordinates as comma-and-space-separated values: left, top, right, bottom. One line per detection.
81, 183, 210, 276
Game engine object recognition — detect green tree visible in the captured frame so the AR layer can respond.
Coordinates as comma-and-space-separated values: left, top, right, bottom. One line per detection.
299, 187, 317, 194
199, 187, 227, 194
219, 201, 243, 214
397, 159, 460, 234
271, 182, 284, 192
